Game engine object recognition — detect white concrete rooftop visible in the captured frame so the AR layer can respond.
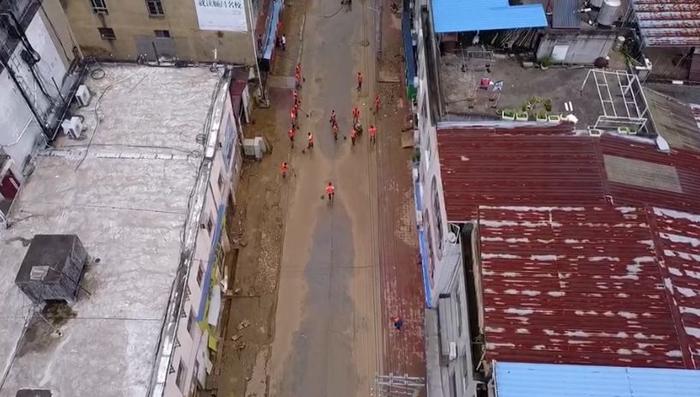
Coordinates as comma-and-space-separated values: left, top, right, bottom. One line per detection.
0, 65, 221, 397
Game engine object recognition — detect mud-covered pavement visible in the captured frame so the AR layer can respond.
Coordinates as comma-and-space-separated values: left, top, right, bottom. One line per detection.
264, 0, 384, 394
212, 0, 425, 394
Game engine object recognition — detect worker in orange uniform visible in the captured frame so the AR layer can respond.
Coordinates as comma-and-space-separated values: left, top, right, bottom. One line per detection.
280, 161, 289, 178
369, 124, 377, 144
374, 94, 381, 113
307, 132, 314, 149
325, 182, 335, 201
291, 105, 298, 128
350, 127, 358, 145
288, 127, 296, 147
356, 72, 363, 91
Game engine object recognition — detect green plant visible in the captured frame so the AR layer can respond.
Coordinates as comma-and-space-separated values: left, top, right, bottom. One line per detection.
537, 111, 548, 121
540, 57, 552, 68
543, 99, 553, 112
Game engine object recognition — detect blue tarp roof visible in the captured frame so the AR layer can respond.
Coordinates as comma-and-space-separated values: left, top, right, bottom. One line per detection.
495, 362, 700, 397
432, 0, 547, 33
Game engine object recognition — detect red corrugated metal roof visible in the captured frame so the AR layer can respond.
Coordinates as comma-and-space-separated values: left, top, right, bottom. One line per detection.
438, 130, 606, 221
480, 206, 691, 368
633, 0, 700, 47
437, 125, 700, 369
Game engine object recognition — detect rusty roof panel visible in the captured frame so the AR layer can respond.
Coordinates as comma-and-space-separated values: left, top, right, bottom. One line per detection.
437, 125, 700, 368
479, 206, 691, 368
600, 136, 700, 213
479, 205, 700, 368
633, 0, 700, 47
437, 131, 606, 221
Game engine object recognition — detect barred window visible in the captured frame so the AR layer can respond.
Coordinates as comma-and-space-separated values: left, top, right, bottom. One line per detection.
90, 0, 108, 14
146, 0, 165, 16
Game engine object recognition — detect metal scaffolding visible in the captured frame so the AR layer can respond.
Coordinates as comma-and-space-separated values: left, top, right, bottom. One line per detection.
580, 69, 651, 134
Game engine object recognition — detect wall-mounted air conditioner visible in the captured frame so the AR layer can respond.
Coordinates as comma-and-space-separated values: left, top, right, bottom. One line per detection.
449, 341, 457, 360
61, 117, 83, 139
75, 84, 91, 107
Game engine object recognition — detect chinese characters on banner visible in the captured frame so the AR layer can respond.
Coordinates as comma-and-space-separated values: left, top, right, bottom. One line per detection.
194, 0, 248, 32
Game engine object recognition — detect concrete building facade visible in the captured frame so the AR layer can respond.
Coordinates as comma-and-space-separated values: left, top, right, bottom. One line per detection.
0, 0, 82, 222
62, 0, 281, 66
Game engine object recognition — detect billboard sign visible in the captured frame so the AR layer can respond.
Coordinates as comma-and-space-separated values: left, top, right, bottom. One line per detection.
194, 0, 248, 32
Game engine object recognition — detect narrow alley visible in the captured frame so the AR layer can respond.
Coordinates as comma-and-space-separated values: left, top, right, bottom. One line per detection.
214, 0, 426, 395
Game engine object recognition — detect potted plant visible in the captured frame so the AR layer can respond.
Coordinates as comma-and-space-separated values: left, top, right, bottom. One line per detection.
536, 111, 548, 122
501, 109, 516, 121
548, 114, 561, 123
543, 98, 553, 112
539, 57, 552, 70
516, 111, 529, 121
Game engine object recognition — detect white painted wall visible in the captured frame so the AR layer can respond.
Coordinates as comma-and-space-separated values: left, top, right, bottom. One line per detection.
0, 11, 70, 179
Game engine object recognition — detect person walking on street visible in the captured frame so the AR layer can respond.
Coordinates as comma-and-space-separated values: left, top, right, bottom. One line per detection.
350, 127, 358, 145
280, 161, 289, 178
356, 72, 363, 91
325, 182, 335, 201
392, 316, 404, 331
352, 106, 360, 124
329, 109, 337, 127
293, 90, 299, 106
307, 132, 314, 149
288, 127, 296, 147
374, 94, 381, 113
281, 34, 287, 51
291, 104, 299, 128
369, 124, 377, 144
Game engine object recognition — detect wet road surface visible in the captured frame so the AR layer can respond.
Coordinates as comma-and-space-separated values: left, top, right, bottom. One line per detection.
265, 0, 384, 395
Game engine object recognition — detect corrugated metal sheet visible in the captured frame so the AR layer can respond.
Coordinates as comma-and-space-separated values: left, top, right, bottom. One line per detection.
494, 362, 700, 397
600, 135, 700, 212
553, 0, 580, 29
633, 0, 700, 47
432, 0, 548, 33
644, 88, 700, 151
437, 128, 606, 221
438, 127, 700, 219
436, 125, 700, 368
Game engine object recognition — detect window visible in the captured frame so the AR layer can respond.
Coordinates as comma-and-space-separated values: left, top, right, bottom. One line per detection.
455, 286, 463, 337
154, 29, 170, 37
146, 0, 165, 16
98, 27, 115, 40
196, 263, 204, 286
431, 177, 444, 259
91, 0, 108, 14
186, 308, 195, 335
175, 360, 187, 391
206, 216, 213, 235
217, 172, 225, 192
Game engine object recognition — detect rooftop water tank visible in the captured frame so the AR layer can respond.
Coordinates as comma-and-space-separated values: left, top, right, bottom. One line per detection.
15, 235, 88, 304
597, 0, 621, 26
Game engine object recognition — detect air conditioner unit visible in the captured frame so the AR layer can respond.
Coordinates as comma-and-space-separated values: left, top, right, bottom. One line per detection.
449, 342, 457, 360
61, 117, 83, 139
75, 84, 91, 107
